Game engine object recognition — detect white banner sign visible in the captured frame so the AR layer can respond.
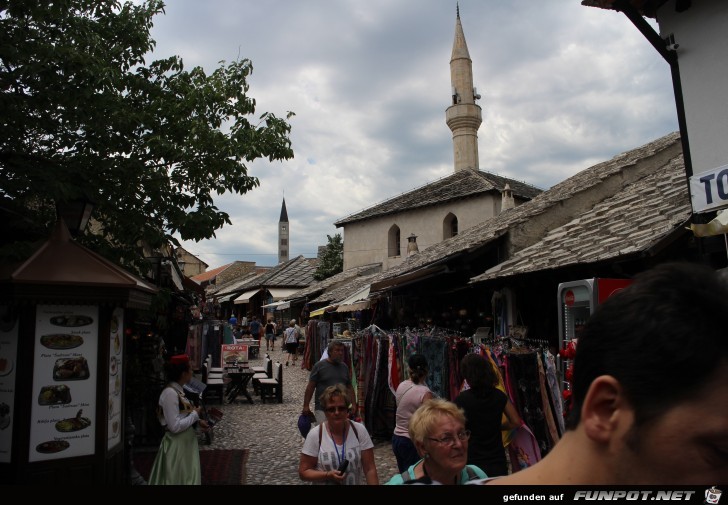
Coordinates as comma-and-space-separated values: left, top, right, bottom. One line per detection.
690, 163, 728, 213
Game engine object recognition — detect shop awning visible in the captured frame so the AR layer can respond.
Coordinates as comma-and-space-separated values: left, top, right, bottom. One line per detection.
335, 285, 371, 313
336, 300, 370, 313
310, 304, 337, 317
267, 287, 299, 300
261, 300, 288, 309
233, 288, 262, 305
216, 292, 236, 303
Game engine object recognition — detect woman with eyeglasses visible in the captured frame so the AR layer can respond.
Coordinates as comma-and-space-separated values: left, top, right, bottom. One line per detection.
385, 398, 487, 485
454, 353, 522, 477
299, 384, 379, 485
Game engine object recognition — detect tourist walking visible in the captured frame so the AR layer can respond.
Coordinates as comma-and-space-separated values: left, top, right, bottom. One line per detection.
385, 398, 487, 485
391, 353, 433, 472
284, 319, 301, 366
454, 353, 522, 477
299, 384, 379, 485
302, 340, 357, 424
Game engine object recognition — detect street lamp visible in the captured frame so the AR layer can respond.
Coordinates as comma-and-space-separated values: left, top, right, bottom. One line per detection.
56, 196, 95, 237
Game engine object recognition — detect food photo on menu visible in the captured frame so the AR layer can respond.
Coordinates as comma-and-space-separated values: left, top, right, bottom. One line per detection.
49, 315, 93, 327
40, 333, 84, 350
52, 356, 90, 381
38, 384, 72, 405
55, 409, 91, 433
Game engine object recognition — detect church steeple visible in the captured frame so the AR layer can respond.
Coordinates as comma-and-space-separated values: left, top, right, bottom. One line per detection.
446, 5, 482, 172
278, 197, 289, 264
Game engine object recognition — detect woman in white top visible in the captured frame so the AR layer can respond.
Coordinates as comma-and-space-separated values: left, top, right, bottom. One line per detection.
299, 384, 379, 485
148, 354, 209, 485
391, 353, 433, 473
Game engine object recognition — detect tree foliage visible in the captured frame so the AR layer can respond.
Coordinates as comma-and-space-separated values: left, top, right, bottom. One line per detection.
0, 0, 294, 272
313, 233, 343, 281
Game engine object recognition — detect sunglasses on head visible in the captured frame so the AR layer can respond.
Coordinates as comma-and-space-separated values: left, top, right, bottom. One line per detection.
325, 406, 349, 413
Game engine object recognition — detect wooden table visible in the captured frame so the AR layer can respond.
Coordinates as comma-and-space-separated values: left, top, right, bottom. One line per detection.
225, 366, 255, 404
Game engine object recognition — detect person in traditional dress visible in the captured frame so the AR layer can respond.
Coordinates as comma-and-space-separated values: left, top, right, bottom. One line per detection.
148, 354, 209, 485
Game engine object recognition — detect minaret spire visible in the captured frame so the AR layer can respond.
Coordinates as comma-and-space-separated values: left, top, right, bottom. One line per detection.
278, 197, 289, 264
446, 6, 482, 172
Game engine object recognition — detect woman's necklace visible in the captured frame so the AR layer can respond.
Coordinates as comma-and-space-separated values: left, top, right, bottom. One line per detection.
325, 422, 346, 467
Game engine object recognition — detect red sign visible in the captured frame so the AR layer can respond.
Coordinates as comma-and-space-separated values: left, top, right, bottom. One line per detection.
221, 344, 249, 366
564, 290, 575, 307
596, 278, 633, 305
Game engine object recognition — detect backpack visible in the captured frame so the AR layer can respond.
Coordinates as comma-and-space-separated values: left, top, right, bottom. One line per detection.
399, 465, 479, 484
266, 323, 274, 334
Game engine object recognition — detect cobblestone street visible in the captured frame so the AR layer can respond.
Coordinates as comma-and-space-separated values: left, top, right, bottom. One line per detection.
193, 348, 398, 485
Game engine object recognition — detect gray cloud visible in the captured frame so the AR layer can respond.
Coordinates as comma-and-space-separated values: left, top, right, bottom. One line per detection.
148, 0, 678, 267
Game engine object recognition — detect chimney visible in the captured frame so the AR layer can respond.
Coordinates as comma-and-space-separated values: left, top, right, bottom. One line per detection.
407, 233, 419, 256
501, 184, 515, 212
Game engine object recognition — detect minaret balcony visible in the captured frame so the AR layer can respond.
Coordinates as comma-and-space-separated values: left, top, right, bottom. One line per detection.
446, 103, 482, 130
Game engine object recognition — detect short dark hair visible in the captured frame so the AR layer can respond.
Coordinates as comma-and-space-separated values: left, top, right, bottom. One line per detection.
327, 339, 345, 354
459, 353, 498, 392
566, 262, 728, 429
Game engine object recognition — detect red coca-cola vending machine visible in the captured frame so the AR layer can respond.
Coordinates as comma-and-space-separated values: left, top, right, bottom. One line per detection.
556, 278, 632, 395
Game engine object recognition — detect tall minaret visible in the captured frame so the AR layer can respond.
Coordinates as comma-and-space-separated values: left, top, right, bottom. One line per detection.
445, 5, 482, 172
278, 197, 289, 264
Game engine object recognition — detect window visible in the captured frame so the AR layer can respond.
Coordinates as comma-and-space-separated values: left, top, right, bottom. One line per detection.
280, 249, 287, 256
281, 225, 287, 232
281, 239, 287, 245
388, 225, 401, 257
443, 213, 458, 239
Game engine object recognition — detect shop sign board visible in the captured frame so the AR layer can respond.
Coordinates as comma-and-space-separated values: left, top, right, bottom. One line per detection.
690, 163, 728, 213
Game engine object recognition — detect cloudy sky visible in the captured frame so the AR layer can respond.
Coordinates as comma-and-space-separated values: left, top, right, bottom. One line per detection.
146, 0, 678, 268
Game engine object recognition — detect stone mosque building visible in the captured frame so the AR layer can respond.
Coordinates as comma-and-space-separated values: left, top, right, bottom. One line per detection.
335, 7, 542, 272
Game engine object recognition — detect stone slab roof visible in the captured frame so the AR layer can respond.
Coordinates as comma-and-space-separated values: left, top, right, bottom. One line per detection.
367, 132, 684, 290
471, 153, 691, 282
334, 169, 542, 226
210, 255, 318, 299
287, 263, 382, 301
310, 272, 381, 305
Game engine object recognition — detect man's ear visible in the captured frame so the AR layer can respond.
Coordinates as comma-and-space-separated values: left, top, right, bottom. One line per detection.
580, 375, 627, 443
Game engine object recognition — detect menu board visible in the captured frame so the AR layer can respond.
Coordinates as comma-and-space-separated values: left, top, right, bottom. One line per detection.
107, 307, 123, 450
221, 343, 249, 365
30, 305, 98, 462
0, 306, 19, 463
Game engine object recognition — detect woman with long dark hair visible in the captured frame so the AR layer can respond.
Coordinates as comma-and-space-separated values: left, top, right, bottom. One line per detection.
454, 353, 522, 477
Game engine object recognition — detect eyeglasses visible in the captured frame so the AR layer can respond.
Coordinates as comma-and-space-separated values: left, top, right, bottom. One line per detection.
325, 406, 349, 413
427, 430, 471, 447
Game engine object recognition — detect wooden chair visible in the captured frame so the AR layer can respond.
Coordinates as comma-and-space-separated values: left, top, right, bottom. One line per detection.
205, 355, 224, 380
258, 361, 282, 404
201, 362, 227, 404
252, 357, 272, 395
251, 353, 270, 374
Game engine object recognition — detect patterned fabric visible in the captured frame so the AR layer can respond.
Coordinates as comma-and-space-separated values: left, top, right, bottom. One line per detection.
507, 422, 541, 472
536, 353, 560, 451
420, 337, 448, 399
508, 351, 551, 458
543, 350, 566, 436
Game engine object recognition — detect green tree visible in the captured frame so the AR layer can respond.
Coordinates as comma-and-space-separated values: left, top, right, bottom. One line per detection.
0, 0, 294, 271
313, 233, 343, 281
